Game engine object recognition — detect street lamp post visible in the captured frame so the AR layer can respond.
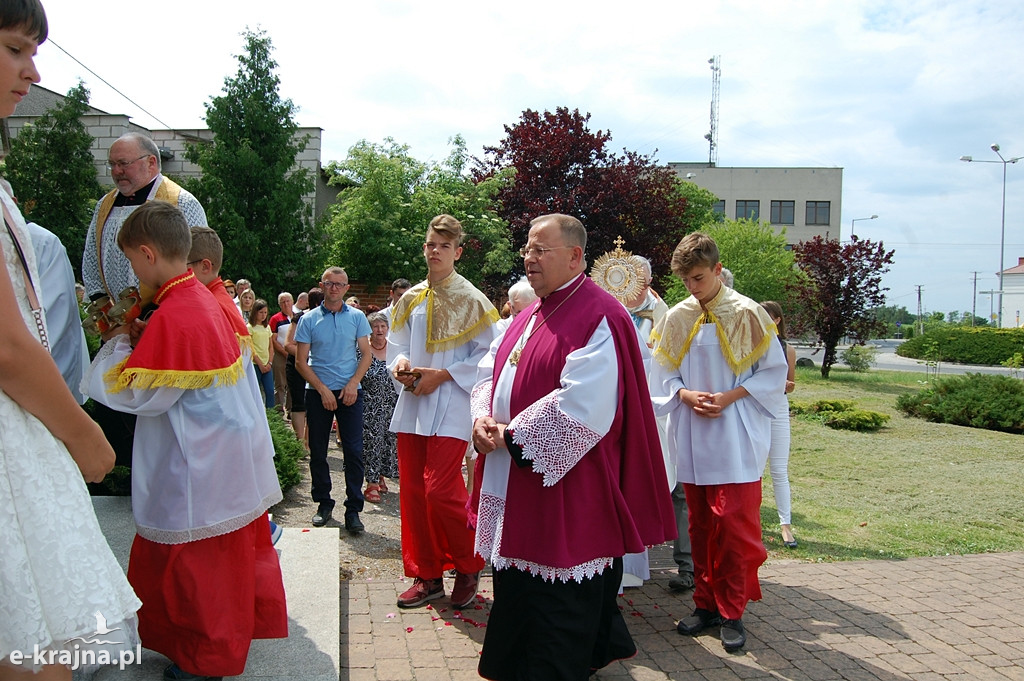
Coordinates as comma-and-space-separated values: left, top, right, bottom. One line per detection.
961, 144, 1021, 328
850, 214, 878, 240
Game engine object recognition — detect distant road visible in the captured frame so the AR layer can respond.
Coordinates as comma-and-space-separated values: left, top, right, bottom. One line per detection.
793, 339, 1016, 377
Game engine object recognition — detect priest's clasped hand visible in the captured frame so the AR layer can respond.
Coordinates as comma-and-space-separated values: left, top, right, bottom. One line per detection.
472, 416, 507, 454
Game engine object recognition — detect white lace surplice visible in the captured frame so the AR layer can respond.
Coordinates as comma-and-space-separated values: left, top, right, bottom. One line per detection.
0, 190, 140, 669
472, 315, 621, 583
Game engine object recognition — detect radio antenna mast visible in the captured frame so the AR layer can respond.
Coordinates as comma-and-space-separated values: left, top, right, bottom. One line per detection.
705, 55, 721, 166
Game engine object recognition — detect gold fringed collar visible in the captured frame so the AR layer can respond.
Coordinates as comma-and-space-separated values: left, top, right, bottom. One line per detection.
390, 270, 498, 353
104, 353, 247, 394
650, 285, 777, 375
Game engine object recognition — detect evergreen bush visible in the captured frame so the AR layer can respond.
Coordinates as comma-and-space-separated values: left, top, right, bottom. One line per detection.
897, 327, 1024, 366
896, 373, 1024, 434
790, 398, 888, 432
822, 409, 890, 431
266, 409, 304, 492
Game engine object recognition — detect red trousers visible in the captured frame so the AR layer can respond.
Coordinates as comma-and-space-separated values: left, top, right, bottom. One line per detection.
127, 513, 288, 677
684, 481, 767, 621
397, 433, 484, 579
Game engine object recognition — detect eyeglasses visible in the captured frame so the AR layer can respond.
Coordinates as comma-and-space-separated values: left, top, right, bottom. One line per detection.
105, 154, 151, 171
322, 281, 349, 289
186, 259, 204, 268
519, 245, 572, 259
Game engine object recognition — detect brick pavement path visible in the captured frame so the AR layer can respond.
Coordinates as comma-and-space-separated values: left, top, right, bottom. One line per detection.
341, 552, 1024, 680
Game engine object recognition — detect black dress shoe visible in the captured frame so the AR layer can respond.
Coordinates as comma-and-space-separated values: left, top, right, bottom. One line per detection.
677, 607, 722, 635
311, 504, 333, 527
345, 513, 364, 534
720, 618, 746, 652
163, 663, 222, 680
784, 539, 799, 549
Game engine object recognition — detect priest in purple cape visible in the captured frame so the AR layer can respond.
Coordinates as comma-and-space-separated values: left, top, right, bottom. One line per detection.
470, 214, 676, 680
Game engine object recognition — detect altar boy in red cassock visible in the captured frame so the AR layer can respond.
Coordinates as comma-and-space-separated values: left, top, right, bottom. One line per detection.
85, 201, 287, 680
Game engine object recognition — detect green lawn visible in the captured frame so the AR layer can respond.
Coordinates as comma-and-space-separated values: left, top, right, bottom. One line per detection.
761, 366, 1024, 561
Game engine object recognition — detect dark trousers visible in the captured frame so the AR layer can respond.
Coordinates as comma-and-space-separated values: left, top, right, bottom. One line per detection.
305, 388, 365, 516
672, 482, 694, 575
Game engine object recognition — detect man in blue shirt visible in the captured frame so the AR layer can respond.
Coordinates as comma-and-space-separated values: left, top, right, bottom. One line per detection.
295, 267, 373, 533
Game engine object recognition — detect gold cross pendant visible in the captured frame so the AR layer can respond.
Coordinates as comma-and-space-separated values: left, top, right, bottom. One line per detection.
508, 347, 522, 365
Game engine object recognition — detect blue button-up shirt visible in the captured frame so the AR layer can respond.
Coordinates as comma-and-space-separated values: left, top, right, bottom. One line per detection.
294, 303, 371, 390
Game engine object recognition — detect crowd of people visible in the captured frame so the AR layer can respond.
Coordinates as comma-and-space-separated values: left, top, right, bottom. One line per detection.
1, 3, 798, 678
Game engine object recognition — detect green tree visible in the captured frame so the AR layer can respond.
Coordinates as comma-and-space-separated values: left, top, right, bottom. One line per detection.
4, 82, 100, 279
673, 179, 722, 233
664, 218, 798, 307
321, 136, 514, 297
185, 29, 316, 295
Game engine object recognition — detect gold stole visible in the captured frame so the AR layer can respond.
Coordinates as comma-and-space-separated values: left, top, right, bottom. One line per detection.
94, 177, 183, 305
390, 271, 498, 353
650, 286, 777, 375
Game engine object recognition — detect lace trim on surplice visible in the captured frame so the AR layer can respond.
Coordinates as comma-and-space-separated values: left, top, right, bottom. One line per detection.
476, 492, 612, 583
470, 379, 493, 422
508, 391, 602, 486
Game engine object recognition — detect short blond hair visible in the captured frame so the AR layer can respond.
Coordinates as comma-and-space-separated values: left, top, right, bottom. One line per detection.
427, 214, 463, 244
671, 232, 719, 278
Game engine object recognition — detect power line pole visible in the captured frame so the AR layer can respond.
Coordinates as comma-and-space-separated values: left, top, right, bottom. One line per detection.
916, 285, 924, 336
971, 271, 978, 326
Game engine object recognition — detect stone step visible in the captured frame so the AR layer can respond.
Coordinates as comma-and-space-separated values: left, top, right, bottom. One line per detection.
90, 497, 339, 680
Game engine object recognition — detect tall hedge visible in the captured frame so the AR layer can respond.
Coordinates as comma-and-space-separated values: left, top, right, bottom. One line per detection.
896, 327, 1024, 365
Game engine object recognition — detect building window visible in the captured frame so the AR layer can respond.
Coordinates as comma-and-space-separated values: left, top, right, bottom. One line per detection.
735, 200, 759, 221
712, 200, 725, 216
771, 200, 794, 225
806, 201, 831, 225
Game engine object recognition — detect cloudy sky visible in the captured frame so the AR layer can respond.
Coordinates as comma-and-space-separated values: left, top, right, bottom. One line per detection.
32, 0, 1024, 321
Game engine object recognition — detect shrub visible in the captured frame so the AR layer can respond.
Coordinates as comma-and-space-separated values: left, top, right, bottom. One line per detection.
790, 398, 888, 431
266, 408, 304, 492
822, 409, 889, 431
897, 327, 1024, 365
790, 399, 854, 415
840, 344, 877, 372
896, 373, 1024, 434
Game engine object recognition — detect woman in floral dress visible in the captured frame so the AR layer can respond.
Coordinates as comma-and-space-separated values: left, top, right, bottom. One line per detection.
362, 312, 399, 502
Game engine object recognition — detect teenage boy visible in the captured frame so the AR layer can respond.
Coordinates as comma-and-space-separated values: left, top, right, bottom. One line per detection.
86, 201, 287, 679
388, 214, 499, 609
648, 231, 787, 653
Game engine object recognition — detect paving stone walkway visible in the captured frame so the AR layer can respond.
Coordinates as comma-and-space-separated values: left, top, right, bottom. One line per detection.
342, 552, 1024, 680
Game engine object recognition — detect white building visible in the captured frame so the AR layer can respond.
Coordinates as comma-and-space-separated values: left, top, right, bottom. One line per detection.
668, 162, 843, 245
1000, 257, 1024, 328
5, 85, 339, 219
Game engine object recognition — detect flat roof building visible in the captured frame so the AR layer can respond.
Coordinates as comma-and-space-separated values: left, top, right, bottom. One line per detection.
669, 162, 843, 245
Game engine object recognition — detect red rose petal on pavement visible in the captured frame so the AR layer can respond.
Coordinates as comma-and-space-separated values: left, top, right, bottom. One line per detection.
445, 622, 452, 626
425, 604, 433, 610
406, 627, 414, 633
301, 529, 310, 533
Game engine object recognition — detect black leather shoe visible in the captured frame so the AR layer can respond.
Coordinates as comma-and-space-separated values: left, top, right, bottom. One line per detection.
311, 504, 332, 527
720, 618, 747, 652
668, 572, 695, 591
677, 607, 722, 635
163, 663, 222, 680
345, 513, 365, 535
